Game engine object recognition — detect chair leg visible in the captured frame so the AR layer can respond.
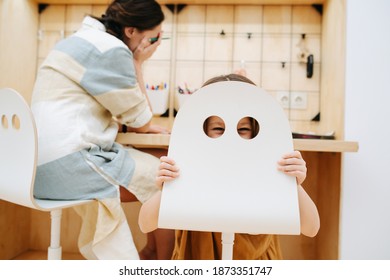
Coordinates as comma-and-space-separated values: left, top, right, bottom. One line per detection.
48, 209, 62, 260
221, 232, 235, 260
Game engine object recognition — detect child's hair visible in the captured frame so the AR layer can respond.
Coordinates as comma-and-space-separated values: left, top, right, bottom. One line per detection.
95, 0, 164, 40
202, 73, 256, 87
202, 73, 260, 138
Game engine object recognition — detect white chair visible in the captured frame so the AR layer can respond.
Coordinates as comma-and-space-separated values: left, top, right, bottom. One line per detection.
0, 88, 92, 260
158, 81, 300, 259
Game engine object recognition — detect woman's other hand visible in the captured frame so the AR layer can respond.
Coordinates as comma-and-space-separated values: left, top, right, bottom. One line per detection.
147, 124, 170, 134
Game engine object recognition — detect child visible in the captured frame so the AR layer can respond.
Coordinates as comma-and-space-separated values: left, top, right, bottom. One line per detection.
139, 74, 320, 259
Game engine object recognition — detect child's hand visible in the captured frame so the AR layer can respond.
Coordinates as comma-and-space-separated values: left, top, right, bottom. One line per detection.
156, 156, 180, 190
277, 151, 307, 185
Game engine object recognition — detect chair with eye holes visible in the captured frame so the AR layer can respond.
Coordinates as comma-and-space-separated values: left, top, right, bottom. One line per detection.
158, 81, 301, 259
0, 88, 92, 260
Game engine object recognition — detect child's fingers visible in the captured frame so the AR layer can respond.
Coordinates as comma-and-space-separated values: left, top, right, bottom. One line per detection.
157, 168, 179, 178
159, 161, 179, 172
278, 151, 306, 185
280, 150, 302, 160
278, 163, 306, 172
278, 157, 305, 167
278, 151, 305, 167
160, 156, 176, 165
156, 157, 180, 189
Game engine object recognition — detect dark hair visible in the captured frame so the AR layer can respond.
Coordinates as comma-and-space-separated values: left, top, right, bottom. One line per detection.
202, 73, 259, 138
96, 0, 164, 40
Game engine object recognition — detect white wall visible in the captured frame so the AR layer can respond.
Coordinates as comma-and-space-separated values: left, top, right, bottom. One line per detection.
340, 0, 390, 259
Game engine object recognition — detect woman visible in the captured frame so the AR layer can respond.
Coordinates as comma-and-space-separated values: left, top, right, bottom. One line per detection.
31, 0, 173, 259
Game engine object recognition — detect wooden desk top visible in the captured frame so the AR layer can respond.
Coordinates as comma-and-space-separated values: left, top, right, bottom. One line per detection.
116, 116, 358, 152
116, 132, 359, 153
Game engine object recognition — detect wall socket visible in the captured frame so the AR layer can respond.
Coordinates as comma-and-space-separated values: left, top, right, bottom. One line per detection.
291, 92, 307, 109
276, 91, 307, 109
276, 91, 290, 109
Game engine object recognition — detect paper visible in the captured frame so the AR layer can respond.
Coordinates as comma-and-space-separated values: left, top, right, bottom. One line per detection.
158, 81, 300, 235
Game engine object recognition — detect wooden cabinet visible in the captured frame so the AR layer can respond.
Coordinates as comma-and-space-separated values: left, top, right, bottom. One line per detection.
0, 0, 357, 260
33, 0, 345, 138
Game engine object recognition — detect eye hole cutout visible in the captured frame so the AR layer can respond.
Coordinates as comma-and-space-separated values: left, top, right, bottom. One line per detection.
237, 116, 260, 140
203, 115, 225, 139
12, 114, 20, 130
1, 115, 8, 129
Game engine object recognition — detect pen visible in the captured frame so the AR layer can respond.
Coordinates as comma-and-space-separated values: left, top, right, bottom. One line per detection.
149, 37, 170, 43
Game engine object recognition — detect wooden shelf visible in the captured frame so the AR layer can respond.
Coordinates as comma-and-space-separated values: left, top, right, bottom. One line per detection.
116, 132, 358, 152
293, 139, 358, 152
117, 117, 358, 152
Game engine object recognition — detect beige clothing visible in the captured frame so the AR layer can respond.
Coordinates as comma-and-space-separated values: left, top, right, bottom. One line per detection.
74, 147, 159, 259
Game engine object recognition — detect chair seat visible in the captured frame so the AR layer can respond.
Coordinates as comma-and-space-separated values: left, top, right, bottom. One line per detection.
34, 198, 92, 211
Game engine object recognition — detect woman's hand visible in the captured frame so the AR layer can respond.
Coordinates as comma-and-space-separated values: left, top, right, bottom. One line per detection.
123, 123, 170, 134
277, 151, 307, 185
156, 156, 180, 189
146, 124, 171, 134
133, 35, 161, 64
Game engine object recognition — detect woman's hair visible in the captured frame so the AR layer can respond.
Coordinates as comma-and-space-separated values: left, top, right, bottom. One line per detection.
202, 73, 260, 138
96, 0, 164, 40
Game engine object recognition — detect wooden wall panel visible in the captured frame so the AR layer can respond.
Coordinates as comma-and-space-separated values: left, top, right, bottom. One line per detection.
292, 5, 322, 34
262, 62, 290, 90
176, 34, 206, 61
91, 5, 107, 17
0, 0, 38, 260
37, 5, 65, 62
316, 152, 341, 259
0, 0, 38, 103
263, 6, 292, 33
280, 151, 319, 259
65, 5, 92, 34
29, 210, 53, 252
319, 0, 345, 139
280, 151, 341, 260
177, 5, 206, 33
234, 5, 263, 33
124, 3, 323, 128
0, 201, 30, 259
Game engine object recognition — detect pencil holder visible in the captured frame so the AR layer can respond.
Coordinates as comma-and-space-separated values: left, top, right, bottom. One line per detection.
175, 91, 193, 111
146, 88, 169, 116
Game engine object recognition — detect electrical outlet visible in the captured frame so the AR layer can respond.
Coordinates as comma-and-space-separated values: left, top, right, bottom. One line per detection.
290, 92, 307, 109
276, 91, 290, 109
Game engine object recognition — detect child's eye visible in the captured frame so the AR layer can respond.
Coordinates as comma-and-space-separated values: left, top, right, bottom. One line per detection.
212, 127, 225, 132
238, 127, 251, 133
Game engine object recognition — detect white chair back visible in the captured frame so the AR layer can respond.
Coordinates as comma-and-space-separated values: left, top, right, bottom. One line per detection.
0, 88, 38, 209
1, 88, 92, 260
0, 88, 91, 210
158, 81, 300, 235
